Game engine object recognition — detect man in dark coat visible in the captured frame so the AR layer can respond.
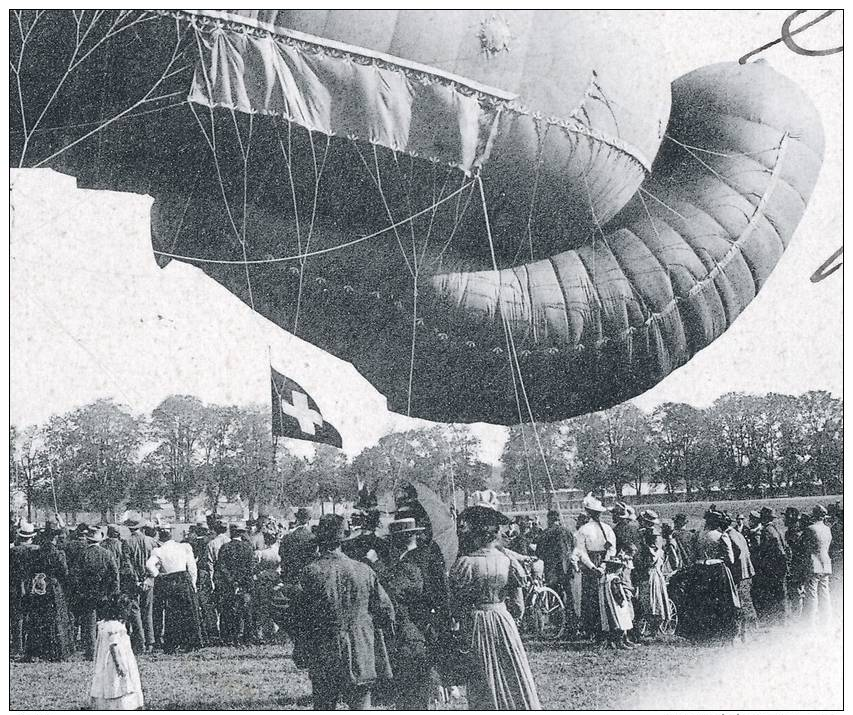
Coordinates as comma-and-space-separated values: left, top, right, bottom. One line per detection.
215, 522, 256, 645
671, 514, 696, 566
343, 509, 389, 568
10, 521, 39, 655
783, 507, 809, 618
611, 503, 642, 553
279, 508, 316, 583
536, 509, 578, 636
753, 507, 789, 623
70, 526, 119, 659
122, 517, 157, 653
200, 519, 229, 645
375, 518, 434, 709
293, 514, 395, 710
101, 524, 124, 567
63, 523, 89, 573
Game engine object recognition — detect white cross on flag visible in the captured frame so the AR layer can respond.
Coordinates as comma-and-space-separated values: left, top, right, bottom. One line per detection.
271, 367, 342, 448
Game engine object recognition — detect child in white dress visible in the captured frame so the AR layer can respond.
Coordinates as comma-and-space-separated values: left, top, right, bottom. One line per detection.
599, 558, 635, 649
90, 595, 144, 710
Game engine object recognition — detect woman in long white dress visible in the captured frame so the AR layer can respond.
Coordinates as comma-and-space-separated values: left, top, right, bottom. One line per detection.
450, 505, 541, 710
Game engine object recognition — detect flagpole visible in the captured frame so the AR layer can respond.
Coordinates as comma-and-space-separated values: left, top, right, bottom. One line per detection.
48, 463, 58, 516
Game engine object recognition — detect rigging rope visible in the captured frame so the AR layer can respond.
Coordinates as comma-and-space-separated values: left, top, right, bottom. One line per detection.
152, 180, 475, 265
476, 174, 556, 496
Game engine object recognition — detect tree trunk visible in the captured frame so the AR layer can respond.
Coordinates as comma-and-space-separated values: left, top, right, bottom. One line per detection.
171, 498, 180, 521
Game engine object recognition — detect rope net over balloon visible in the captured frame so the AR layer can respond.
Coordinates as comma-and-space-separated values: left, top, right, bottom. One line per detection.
10, 8, 825, 497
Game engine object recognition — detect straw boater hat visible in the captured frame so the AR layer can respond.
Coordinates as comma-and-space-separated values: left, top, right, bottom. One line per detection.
582, 493, 607, 513
639, 509, 661, 526
124, 516, 145, 530
388, 517, 424, 536
17, 521, 36, 540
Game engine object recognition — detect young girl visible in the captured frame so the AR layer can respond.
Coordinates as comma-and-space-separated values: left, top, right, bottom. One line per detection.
90, 594, 144, 710
599, 559, 635, 649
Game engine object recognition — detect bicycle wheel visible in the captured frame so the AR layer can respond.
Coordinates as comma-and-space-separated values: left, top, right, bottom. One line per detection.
530, 587, 565, 640
660, 599, 678, 635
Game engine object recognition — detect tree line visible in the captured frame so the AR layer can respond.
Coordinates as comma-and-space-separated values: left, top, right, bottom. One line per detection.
9, 395, 492, 523
10, 390, 842, 523
502, 391, 842, 504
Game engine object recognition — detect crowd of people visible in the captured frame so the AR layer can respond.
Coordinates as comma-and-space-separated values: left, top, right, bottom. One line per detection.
9, 491, 842, 710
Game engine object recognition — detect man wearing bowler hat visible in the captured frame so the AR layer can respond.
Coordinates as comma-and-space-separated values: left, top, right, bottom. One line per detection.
753, 507, 789, 623
536, 509, 578, 637
802, 504, 833, 626
375, 517, 435, 709
293, 514, 395, 710
122, 516, 157, 652
70, 526, 120, 659
215, 522, 256, 645
279, 507, 316, 583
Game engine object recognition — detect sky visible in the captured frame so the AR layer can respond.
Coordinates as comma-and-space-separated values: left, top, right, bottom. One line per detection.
9, 11, 842, 466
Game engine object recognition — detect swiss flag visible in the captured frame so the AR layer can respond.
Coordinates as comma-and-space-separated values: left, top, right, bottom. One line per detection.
270, 367, 342, 448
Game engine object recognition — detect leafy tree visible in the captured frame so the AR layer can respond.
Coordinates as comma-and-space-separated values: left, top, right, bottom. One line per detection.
148, 395, 207, 521
39, 400, 141, 521
651, 402, 706, 496
197, 404, 242, 512
231, 405, 277, 517
501, 422, 575, 507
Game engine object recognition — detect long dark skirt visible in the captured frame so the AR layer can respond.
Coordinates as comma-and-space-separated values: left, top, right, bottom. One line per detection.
155, 571, 203, 652
580, 553, 605, 635
669, 562, 738, 643
25, 581, 74, 661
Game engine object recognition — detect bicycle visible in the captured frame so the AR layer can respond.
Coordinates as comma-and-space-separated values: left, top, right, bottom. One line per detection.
518, 559, 565, 641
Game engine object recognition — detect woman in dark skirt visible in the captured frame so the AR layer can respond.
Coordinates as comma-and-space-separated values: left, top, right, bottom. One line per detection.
668, 508, 739, 643
25, 523, 74, 661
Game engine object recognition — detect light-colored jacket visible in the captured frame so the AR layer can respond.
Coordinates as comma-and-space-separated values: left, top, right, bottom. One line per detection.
804, 520, 833, 574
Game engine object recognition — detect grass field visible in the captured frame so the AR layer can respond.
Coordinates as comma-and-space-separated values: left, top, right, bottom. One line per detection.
11, 618, 842, 711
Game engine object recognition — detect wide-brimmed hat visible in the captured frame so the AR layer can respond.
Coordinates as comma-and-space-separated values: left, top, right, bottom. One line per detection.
760, 506, 776, 520
123, 516, 145, 529
460, 504, 510, 527
17, 521, 36, 539
85, 526, 104, 542
703, 508, 725, 526
315, 514, 346, 545
388, 517, 424, 536
582, 493, 607, 513
748, 510, 761, 520
812, 504, 828, 518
